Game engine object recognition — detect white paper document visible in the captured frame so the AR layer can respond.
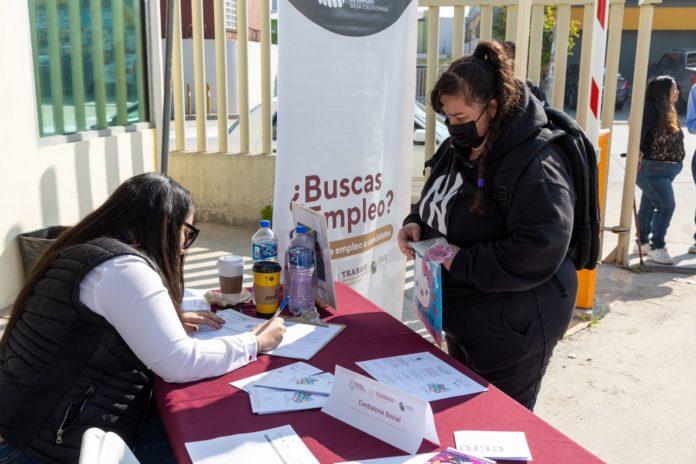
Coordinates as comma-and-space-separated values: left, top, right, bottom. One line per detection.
183, 288, 211, 312
193, 310, 341, 360
185, 424, 318, 464
191, 309, 260, 340
250, 387, 329, 414
454, 431, 532, 461
230, 362, 323, 394
257, 371, 335, 395
265, 322, 342, 360
338, 454, 437, 464
357, 352, 487, 402
231, 362, 329, 414
322, 366, 439, 455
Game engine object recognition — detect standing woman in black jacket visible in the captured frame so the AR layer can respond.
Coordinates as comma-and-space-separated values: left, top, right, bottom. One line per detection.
397, 40, 577, 410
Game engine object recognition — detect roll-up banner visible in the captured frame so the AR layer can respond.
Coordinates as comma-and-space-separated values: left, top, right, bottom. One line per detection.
274, 0, 417, 318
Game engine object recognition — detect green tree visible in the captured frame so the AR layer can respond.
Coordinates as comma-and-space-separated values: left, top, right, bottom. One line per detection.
491, 6, 581, 81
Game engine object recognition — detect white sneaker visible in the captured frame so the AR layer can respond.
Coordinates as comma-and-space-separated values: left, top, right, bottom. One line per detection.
647, 247, 675, 265
633, 243, 651, 255
689, 243, 696, 255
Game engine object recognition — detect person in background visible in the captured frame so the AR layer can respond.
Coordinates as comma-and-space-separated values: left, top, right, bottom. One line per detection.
635, 76, 686, 264
397, 40, 577, 410
0, 173, 286, 464
686, 82, 696, 254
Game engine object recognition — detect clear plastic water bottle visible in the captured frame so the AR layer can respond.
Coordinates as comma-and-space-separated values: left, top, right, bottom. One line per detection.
252, 220, 278, 262
286, 225, 315, 316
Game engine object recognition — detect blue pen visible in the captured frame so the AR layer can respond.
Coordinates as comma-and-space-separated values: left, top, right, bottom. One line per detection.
270, 295, 289, 320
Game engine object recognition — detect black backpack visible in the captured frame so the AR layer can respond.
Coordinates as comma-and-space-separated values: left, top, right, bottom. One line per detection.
491, 106, 600, 271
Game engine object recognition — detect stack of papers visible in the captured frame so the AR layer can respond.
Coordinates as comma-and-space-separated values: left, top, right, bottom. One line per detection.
454, 431, 532, 462
231, 362, 334, 414
339, 449, 495, 464
356, 352, 487, 402
186, 425, 318, 463
182, 288, 211, 312
192, 309, 343, 360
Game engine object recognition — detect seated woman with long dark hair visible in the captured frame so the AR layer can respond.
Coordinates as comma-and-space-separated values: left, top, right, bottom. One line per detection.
0, 173, 286, 463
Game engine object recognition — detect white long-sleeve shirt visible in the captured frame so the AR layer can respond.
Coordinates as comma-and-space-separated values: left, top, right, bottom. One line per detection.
79, 255, 258, 383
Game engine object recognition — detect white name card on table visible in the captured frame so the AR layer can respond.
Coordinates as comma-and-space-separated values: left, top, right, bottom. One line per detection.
185, 424, 318, 464
356, 351, 487, 402
322, 366, 439, 455
454, 431, 532, 461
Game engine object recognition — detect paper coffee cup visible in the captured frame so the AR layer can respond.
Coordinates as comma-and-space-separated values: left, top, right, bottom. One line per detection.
217, 255, 244, 295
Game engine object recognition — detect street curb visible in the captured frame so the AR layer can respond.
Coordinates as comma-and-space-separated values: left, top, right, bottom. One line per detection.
564, 319, 592, 338
632, 262, 696, 275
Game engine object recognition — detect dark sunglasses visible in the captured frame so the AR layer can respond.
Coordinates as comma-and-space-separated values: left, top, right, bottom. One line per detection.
183, 222, 200, 249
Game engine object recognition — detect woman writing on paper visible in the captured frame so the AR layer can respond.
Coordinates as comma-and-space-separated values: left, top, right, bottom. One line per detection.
0, 173, 286, 463
397, 41, 577, 410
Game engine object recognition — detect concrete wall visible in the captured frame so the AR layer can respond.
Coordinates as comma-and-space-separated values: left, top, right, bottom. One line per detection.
0, 2, 157, 309
168, 153, 275, 226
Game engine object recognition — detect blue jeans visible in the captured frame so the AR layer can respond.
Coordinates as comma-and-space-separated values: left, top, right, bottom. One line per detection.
0, 407, 175, 464
692, 150, 696, 242
636, 159, 683, 250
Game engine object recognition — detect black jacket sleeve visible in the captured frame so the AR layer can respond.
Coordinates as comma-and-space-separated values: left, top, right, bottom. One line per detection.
447, 145, 575, 293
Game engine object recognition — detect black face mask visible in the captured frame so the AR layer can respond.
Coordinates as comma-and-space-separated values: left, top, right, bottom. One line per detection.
446, 102, 489, 152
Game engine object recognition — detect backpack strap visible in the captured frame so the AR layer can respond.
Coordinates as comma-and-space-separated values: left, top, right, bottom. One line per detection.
491, 128, 563, 216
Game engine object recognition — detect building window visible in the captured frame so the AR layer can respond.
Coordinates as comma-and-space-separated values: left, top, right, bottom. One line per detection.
28, 0, 149, 138
225, 0, 237, 31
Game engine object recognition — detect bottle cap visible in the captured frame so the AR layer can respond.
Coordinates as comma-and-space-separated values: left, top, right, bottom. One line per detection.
296, 225, 308, 234
260, 220, 271, 228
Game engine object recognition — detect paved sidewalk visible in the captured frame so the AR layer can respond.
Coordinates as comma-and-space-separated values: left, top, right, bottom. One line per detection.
535, 265, 696, 462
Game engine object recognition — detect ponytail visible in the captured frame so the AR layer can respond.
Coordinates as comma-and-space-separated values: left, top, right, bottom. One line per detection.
429, 40, 524, 215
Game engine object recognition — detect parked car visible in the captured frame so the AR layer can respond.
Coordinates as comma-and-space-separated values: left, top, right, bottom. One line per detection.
231, 101, 449, 153
648, 49, 696, 114
413, 101, 448, 147
564, 63, 631, 110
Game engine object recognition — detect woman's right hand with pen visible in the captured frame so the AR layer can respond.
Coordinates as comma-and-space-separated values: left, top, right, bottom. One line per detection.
253, 318, 286, 352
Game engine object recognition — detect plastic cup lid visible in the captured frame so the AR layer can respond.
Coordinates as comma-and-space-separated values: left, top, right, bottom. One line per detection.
217, 255, 244, 267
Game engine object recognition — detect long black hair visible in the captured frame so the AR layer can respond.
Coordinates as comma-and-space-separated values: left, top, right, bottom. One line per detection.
646, 75, 679, 135
429, 40, 524, 215
1, 173, 194, 346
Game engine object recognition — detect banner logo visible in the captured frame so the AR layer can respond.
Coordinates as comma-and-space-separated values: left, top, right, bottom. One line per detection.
288, 0, 411, 37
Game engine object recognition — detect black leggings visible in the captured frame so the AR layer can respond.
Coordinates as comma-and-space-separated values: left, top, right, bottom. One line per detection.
443, 257, 577, 410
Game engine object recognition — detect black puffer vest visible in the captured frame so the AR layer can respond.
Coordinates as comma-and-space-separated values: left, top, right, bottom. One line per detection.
0, 238, 156, 463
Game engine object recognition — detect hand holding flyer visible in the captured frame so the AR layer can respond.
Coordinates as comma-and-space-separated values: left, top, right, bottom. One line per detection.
408, 239, 448, 346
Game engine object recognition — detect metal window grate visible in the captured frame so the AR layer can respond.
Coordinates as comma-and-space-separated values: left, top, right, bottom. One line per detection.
27, 0, 149, 137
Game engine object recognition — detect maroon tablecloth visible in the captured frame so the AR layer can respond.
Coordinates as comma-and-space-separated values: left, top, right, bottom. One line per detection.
155, 283, 602, 463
